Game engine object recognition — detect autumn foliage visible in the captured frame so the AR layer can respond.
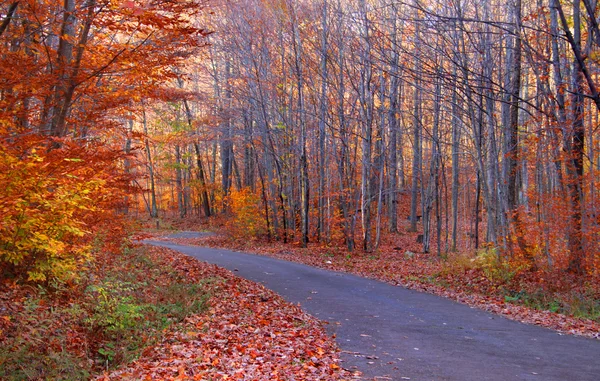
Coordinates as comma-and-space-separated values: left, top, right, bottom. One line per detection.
225, 187, 268, 239
132, 0, 600, 278
0, 138, 131, 281
0, 0, 210, 282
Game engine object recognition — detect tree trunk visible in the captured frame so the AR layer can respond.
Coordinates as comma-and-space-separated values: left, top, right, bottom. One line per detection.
143, 105, 158, 219
317, 0, 329, 242
566, 0, 585, 274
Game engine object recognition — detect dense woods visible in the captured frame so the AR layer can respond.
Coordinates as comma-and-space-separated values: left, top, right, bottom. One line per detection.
122, 0, 599, 276
2, 0, 600, 281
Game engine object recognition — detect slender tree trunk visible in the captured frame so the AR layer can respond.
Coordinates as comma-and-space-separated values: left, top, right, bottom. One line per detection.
317, 0, 329, 242
175, 145, 186, 218
143, 105, 158, 219
291, 5, 309, 247
221, 60, 234, 200
358, 0, 374, 251
409, 7, 421, 233
388, 2, 400, 233
566, 0, 585, 274
451, 64, 461, 251
194, 143, 212, 218
334, 1, 354, 251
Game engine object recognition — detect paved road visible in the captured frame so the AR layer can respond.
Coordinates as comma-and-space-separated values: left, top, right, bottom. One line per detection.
146, 237, 600, 381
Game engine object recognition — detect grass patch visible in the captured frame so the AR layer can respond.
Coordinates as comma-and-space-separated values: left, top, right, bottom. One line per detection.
0, 246, 212, 380
504, 289, 600, 321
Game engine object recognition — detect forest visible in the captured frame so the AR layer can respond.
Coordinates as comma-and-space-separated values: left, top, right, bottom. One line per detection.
131, 0, 600, 274
1, 0, 599, 379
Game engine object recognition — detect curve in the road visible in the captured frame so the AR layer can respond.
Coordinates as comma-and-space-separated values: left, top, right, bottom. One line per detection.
145, 238, 600, 381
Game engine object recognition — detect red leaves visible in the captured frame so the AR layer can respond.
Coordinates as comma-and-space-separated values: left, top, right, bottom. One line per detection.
98, 246, 349, 380
122, 0, 136, 9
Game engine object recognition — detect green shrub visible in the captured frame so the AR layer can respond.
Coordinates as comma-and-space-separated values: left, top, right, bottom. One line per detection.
85, 281, 144, 336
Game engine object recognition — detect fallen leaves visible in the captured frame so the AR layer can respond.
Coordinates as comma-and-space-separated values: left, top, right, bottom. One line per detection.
1, 243, 353, 380
96, 245, 350, 380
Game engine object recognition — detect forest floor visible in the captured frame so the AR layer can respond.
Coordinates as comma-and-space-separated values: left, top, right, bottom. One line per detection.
143, 217, 600, 340
0, 244, 350, 380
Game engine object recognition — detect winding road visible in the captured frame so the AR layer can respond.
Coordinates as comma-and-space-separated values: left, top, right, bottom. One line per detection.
146, 234, 600, 381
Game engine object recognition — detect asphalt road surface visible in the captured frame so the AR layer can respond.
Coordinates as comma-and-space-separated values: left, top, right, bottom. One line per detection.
146, 236, 600, 381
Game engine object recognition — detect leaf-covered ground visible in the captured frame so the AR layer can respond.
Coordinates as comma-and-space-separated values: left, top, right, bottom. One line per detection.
0, 244, 350, 380
98, 246, 349, 381
151, 232, 600, 340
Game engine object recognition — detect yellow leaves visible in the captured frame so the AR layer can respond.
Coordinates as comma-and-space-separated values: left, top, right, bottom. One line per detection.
225, 187, 268, 239
0, 143, 113, 283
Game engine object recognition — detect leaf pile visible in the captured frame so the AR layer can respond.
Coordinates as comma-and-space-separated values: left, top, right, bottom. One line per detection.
98, 246, 349, 381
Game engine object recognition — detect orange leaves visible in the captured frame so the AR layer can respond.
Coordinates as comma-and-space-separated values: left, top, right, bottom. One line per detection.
101, 245, 348, 380
0, 0, 210, 140
0, 138, 132, 283
225, 187, 269, 239
0, 0, 211, 281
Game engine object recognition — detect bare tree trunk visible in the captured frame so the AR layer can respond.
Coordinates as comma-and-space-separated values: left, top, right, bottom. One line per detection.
193, 143, 212, 218
374, 71, 386, 250
334, 0, 354, 251
483, 0, 501, 247
388, 2, 400, 233
423, 69, 442, 254
175, 145, 186, 218
317, 0, 329, 242
451, 64, 461, 251
504, 0, 530, 257
143, 105, 158, 219
221, 60, 234, 199
409, 3, 421, 233
358, 0, 374, 251
177, 74, 211, 218
241, 109, 255, 190
291, 4, 309, 247
566, 0, 585, 274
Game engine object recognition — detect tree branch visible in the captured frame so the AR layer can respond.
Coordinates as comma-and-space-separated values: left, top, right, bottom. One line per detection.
554, 0, 600, 110
0, 2, 19, 38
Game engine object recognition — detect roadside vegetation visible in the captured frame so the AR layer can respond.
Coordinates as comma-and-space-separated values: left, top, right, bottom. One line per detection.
0, 242, 347, 380
0, 243, 210, 380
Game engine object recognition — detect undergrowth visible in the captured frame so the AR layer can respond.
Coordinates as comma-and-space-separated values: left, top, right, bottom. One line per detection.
438, 249, 600, 322
0, 245, 212, 380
